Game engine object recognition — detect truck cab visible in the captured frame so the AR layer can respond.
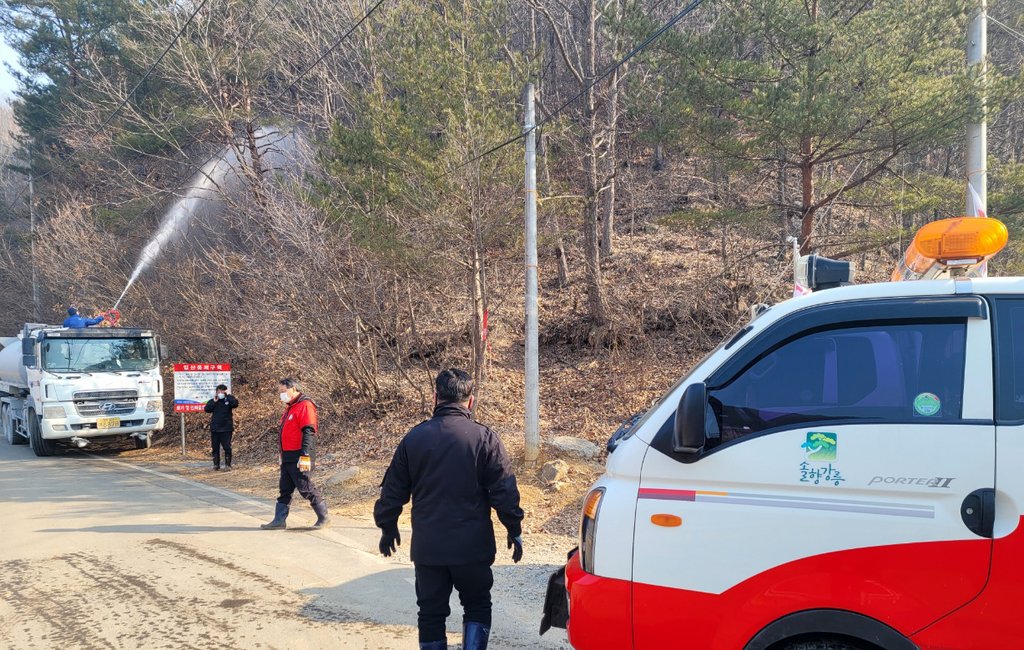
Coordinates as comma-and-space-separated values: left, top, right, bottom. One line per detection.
551, 218, 1024, 650
0, 325, 165, 456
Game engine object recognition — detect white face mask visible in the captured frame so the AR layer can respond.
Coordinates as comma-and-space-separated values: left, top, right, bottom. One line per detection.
279, 392, 291, 403
217, 392, 225, 400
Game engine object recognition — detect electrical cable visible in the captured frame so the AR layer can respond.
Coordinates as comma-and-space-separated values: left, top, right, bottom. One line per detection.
169, 0, 389, 183
458, 0, 705, 169
20, 0, 293, 211
990, 15, 1024, 47
273, 0, 388, 101
246, 0, 286, 48
115, 0, 388, 196
16, 0, 210, 194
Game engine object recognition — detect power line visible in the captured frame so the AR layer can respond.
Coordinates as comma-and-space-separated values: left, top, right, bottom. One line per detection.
236, 0, 264, 29
128, 0, 701, 232
343, 0, 706, 223
337, 0, 706, 217
990, 15, 1024, 47
114, 0, 390, 228
25, 0, 210, 190
460, 0, 705, 169
19, 0, 289, 210
156, 0, 391, 194
274, 0, 388, 101
60, 0, 380, 203
246, 0, 286, 48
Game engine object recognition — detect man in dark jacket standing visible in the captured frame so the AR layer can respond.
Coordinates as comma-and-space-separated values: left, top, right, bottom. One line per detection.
374, 368, 524, 650
204, 384, 238, 471
261, 378, 329, 530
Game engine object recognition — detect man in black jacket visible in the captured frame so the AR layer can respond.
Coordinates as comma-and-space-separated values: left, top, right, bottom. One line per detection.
204, 384, 238, 471
374, 368, 524, 650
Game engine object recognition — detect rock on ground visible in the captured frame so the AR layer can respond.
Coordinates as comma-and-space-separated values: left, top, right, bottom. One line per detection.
539, 460, 569, 485
546, 436, 601, 460
326, 466, 361, 486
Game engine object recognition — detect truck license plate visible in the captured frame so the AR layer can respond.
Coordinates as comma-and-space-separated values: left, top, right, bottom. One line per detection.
96, 417, 120, 430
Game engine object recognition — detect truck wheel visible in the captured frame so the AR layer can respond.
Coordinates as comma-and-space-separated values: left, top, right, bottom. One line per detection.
2, 405, 26, 445
134, 433, 152, 450
27, 410, 56, 457
783, 639, 866, 650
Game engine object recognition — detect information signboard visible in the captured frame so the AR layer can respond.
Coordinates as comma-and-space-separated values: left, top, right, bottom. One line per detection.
173, 363, 231, 413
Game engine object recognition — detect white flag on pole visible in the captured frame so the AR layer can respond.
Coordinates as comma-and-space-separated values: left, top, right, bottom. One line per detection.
968, 181, 988, 277
968, 182, 987, 218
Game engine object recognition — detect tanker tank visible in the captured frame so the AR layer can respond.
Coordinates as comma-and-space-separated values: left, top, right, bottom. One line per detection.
0, 335, 28, 388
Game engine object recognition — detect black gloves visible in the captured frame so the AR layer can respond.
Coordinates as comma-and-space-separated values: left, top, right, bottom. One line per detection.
508, 533, 523, 563
300, 426, 315, 461
379, 525, 401, 557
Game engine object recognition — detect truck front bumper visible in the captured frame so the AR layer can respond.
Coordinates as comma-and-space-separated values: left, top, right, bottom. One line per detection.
564, 550, 634, 650
41, 412, 165, 439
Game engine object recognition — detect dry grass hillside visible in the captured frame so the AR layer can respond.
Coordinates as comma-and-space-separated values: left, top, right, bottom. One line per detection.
139, 216, 901, 537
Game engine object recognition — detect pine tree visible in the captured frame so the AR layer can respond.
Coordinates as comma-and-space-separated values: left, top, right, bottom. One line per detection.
651, 0, 978, 253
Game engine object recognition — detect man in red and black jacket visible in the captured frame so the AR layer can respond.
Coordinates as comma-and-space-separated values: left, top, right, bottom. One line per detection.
260, 378, 330, 530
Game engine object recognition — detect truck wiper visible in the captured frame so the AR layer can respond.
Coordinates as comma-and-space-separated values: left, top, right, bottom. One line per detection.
47, 368, 92, 377
607, 412, 644, 453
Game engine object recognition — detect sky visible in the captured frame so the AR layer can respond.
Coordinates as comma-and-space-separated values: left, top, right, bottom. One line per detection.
0, 39, 21, 101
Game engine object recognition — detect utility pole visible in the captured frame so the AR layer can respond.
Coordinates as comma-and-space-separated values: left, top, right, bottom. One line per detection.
523, 83, 540, 466
966, 0, 987, 217
28, 145, 38, 322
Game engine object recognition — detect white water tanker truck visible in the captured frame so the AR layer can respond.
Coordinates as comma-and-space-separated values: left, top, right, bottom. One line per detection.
0, 324, 165, 456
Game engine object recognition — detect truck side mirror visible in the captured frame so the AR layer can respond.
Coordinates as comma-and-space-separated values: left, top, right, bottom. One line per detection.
21, 336, 35, 368
673, 382, 709, 454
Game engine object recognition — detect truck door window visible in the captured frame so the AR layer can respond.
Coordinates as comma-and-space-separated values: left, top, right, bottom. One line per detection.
995, 300, 1024, 423
708, 321, 967, 442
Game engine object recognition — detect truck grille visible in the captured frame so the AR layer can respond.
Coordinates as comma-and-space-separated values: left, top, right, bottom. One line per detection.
73, 390, 139, 417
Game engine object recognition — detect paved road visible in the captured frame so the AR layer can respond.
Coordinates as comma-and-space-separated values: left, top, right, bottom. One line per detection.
0, 442, 570, 649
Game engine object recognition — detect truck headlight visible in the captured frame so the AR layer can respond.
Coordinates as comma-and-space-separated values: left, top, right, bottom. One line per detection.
146, 401, 161, 413
43, 405, 67, 420
579, 488, 605, 574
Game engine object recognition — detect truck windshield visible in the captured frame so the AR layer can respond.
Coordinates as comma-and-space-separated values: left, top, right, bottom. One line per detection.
42, 338, 158, 372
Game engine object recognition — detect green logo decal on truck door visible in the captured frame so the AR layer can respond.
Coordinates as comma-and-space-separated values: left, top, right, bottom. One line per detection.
802, 432, 837, 461
913, 392, 942, 417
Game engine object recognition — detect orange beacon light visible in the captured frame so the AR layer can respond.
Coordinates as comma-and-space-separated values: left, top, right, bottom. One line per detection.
892, 216, 1008, 282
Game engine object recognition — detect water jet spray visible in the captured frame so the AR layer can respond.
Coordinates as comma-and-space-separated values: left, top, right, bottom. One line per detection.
113, 128, 300, 309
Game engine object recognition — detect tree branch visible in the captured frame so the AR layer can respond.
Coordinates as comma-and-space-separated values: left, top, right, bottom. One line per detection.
522, 0, 586, 85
